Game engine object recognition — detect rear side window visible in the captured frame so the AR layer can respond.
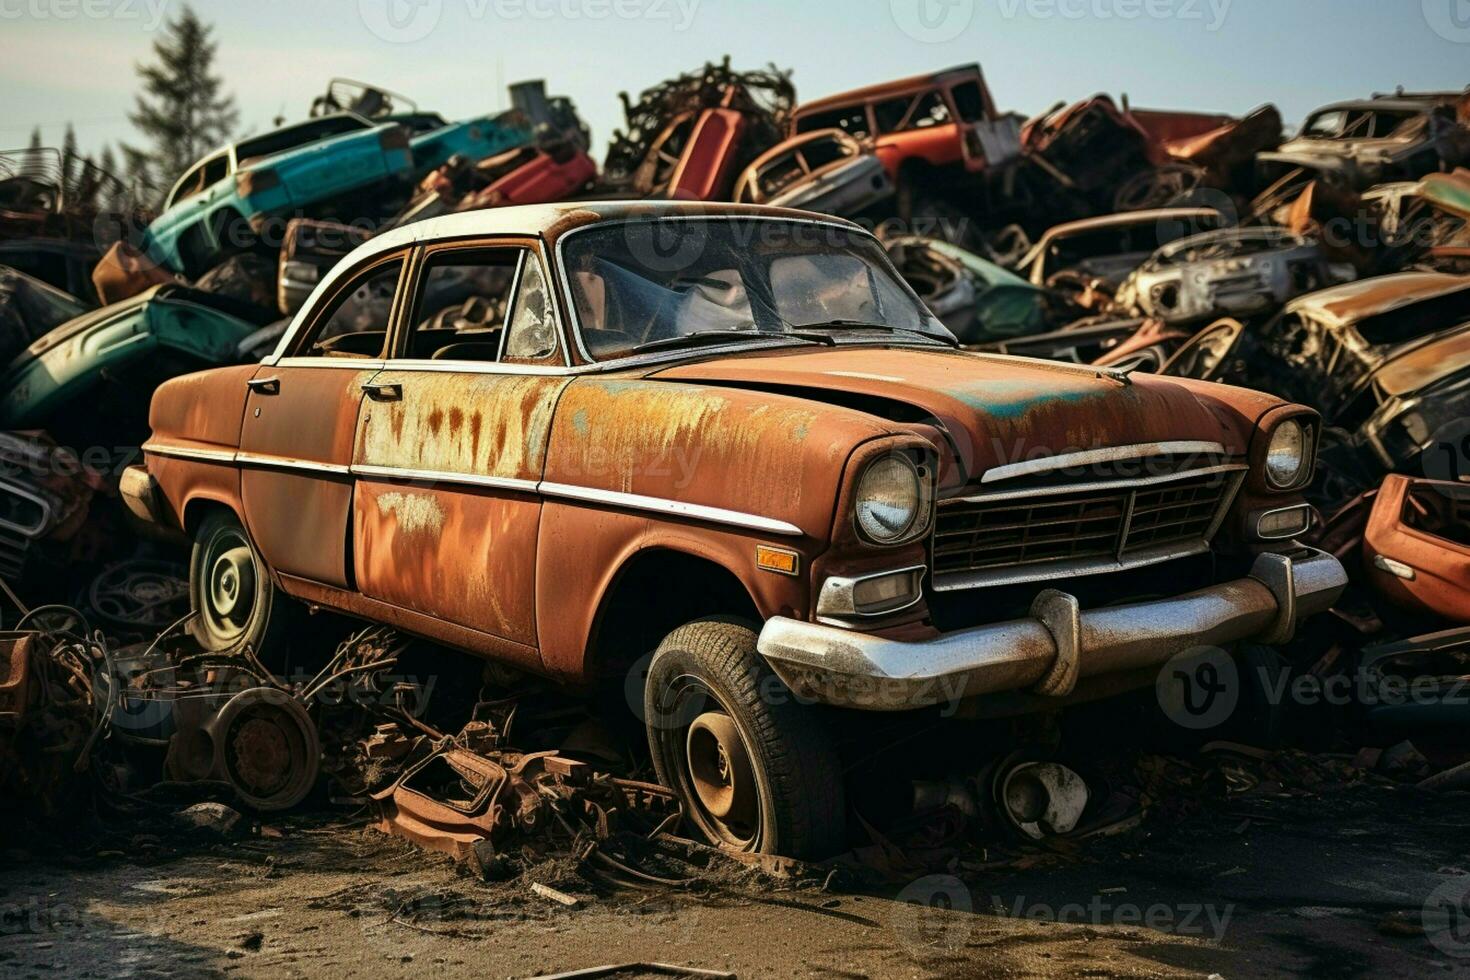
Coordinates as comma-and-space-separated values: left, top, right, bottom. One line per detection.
797, 107, 870, 139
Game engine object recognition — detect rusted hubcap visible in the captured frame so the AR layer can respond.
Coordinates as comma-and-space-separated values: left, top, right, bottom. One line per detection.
686, 711, 756, 826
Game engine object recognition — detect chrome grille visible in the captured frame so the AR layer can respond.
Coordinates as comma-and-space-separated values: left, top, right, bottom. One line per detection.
932, 466, 1244, 590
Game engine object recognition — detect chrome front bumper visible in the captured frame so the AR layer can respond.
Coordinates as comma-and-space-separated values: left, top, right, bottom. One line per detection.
757, 548, 1347, 712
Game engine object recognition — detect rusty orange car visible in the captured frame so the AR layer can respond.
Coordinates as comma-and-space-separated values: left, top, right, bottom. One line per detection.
122, 201, 1347, 857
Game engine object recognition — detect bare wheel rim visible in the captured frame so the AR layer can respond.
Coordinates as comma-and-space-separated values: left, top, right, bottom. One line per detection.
657, 674, 763, 850
200, 528, 257, 643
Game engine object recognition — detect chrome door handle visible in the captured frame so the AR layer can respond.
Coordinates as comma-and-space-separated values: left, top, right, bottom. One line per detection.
361, 381, 402, 401
246, 376, 280, 394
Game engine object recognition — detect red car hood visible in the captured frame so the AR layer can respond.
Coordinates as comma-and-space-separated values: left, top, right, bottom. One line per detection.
651, 347, 1267, 484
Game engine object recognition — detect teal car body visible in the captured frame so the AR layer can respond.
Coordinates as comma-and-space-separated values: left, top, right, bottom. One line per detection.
141, 114, 415, 277
310, 79, 532, 175
0, 284, 263, 428
389, 110, 533, 174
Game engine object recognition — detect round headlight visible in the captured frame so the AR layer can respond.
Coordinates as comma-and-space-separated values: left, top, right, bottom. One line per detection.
855, 456, 921, 543
1265, 420, 1307, 489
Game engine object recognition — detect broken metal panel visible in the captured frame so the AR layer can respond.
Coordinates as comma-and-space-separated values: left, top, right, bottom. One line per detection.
1363, 475, 1470, 623
0, 284, 265, 430
1118, 227, 1336, 324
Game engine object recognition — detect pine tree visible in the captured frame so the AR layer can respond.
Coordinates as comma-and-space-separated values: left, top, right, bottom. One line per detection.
98, 145, 124, 210
21, 127, 44, 176
122, 4, 237, 207
61, 123, 79, 195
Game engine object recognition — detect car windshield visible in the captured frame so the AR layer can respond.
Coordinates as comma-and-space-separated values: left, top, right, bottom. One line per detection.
562, 218, 952, 360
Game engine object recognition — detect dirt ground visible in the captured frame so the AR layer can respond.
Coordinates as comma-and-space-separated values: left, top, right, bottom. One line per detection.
2, 768, 1466, 980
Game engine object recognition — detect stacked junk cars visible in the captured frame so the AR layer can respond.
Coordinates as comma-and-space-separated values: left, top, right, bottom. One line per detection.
1, 62, 1468, 873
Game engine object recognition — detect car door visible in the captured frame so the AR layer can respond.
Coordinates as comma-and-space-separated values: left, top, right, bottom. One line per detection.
350, 239, 569, 664
237, 251, 406, 589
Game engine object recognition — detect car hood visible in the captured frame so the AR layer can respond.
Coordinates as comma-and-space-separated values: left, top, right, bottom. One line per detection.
649, 346, 1263, 483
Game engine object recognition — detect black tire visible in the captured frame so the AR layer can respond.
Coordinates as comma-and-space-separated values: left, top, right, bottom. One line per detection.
188, 510, 291, 662
643, 618, 845, 859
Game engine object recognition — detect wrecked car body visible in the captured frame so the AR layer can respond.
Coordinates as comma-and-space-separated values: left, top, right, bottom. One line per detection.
140, 114, 416, 278
309, 78, 532, 175
1257, 92, 1470, 192
733, 129, 892, 216
124, 201, 1344, 857
603, 59, 795, 198
1161, 272, 1470, 479
885, 236, 1061, 343
1363, 475, 1469, 624
0, 283, 268, 438
1016, 207, 1228, 305
790, 64, 1020, 192
0, 265, 91, 365
1115, 226, 1343, 324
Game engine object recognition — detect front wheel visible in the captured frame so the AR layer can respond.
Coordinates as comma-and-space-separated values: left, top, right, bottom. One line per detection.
188, 510, 291, 661
643, 619, 846, 859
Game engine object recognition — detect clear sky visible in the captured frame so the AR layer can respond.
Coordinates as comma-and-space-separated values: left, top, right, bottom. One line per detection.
2, 0, 1467, 165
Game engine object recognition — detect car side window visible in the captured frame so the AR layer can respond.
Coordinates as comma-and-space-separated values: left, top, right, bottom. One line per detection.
166, 161, 208, 210
907, 92, 952, 130
874, 96, 912, 134
291, 258, 404, 359
402, 247, 524, 362
798, 107, 870, 139
201, 155, 229, 189
501, 256, 559, 362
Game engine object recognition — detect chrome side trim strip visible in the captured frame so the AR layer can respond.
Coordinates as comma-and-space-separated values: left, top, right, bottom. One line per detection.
952, 463, 1247, 504
140, 441, 238, 464
351, 464, 540, 494
274, 357, 387, 371
143, 443, 801, 536
235, 451, 353, 476
979, 441, 1229, 484
539, 481, 804, 537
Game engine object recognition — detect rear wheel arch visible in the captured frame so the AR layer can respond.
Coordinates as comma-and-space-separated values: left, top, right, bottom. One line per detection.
182, 495, 240, 536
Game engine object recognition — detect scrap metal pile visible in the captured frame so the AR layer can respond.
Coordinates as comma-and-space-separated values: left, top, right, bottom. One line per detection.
0, 61, 1466, 868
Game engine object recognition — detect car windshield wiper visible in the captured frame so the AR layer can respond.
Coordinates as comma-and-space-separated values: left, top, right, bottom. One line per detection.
788, 319, 960, 348
628, 330, 819, 356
